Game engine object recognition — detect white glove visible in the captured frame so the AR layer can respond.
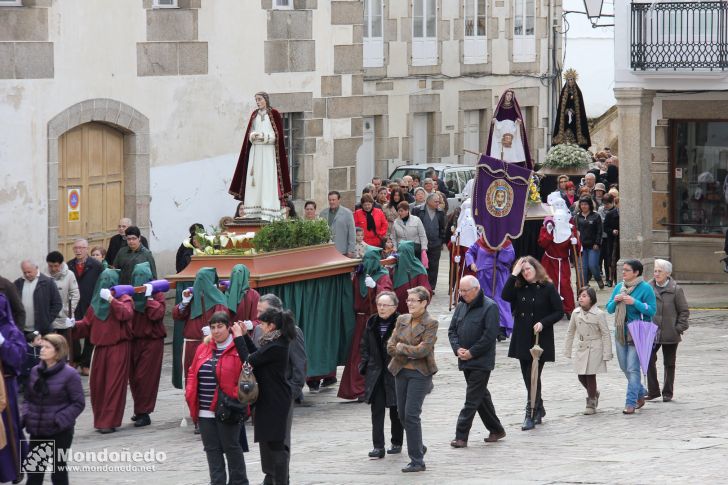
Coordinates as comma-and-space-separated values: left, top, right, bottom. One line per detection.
0, 332, 5, 346
364, 275, 376, 289
182, 291, 192, 304
243, 320, 254, 331
546, 223, 554, 234
201, 326, 211, 337
454, 255, 461, 264
143, 283, 153, 297
99, 288, 112, 302
570, 237, 578, 245
450, 235, 457, 243
64, 318, 75, 329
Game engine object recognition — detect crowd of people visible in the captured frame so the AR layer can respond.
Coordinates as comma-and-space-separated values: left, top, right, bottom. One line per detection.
0, 153, 702, 483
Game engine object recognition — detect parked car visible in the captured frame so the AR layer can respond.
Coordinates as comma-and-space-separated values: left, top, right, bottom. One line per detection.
389, 163, 475, 214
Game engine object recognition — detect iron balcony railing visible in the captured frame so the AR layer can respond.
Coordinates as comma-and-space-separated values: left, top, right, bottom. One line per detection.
631, 1, 728, 71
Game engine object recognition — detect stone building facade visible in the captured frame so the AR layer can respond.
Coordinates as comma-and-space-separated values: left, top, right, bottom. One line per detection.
614, 1, 728, 282
0, 0, 561, 275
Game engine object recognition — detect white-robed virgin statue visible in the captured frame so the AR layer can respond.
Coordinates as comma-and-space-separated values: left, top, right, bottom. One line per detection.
229, 92, 292, 221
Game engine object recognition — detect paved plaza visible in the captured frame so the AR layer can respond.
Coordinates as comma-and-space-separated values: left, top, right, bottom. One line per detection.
56, 259, 728, 484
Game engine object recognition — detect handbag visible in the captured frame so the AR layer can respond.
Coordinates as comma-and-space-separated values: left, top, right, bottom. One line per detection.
213, 356, 248, 424
237, 360, 259, 404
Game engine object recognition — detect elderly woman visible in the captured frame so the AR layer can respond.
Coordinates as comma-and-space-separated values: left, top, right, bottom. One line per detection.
391, 201, 428, 262
411, 187, 427, 211
387, 286, 438, 473
646, 259, 689, 402
502, 257, 563, 431
359, 291, 403, 459
354, 194, 389, 248
606, 259, 656, 414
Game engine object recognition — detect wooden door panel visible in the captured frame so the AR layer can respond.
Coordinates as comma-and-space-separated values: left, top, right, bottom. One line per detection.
63, 127, 83, 181
105, 130, 123, 177
87, 125, 105, 178
105, 181, 123, 234
87, 183, 105, 235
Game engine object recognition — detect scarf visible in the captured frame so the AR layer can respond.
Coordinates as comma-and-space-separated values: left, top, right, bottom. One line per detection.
32, 359, 66, 397
614, 278, 640, 345
190, 267, 228, 320
401, 215, 410, 224
392, 240, 427, 288
364, 208, 376, 232
258, 329, 282, 347
90, 269, 120, 321
358, 247, 389, 297
131, 262, 153, 313
226, 264, 251, 312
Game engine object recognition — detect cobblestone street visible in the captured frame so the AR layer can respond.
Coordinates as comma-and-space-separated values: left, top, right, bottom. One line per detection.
63, 259, 728, 484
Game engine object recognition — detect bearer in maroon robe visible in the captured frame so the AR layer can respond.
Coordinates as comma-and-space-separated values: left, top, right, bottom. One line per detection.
172, 267, 230, 385
390, 241, 431, 315
338, 248, 393, 400
128, 262, 166, 428
538, 213, 580, 317
71, 269, 133, 433
226, 264, 260, 323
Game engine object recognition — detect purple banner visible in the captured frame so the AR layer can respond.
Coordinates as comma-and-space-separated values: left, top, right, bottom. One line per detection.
472, 155, 533, 249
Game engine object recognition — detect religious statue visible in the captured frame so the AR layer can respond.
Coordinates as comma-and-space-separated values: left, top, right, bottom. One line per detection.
552, 68, 591, 149
486, 89, 533, 170
229, 91, 292, 221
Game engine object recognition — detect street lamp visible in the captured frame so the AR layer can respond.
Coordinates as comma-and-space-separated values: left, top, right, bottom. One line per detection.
583, 0, 604, 20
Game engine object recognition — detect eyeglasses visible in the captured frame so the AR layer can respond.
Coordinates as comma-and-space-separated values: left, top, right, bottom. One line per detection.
458, 287, 475, 293
406, 299, 424, 304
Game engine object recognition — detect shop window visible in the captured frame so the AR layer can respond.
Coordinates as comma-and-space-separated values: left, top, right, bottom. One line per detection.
671, 120, 728, 236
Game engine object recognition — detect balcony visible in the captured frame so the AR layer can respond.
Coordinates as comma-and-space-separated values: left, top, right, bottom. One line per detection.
631, 1, 728, 71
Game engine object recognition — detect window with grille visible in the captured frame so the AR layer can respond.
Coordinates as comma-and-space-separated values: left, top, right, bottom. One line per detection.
282, 113, 304, 196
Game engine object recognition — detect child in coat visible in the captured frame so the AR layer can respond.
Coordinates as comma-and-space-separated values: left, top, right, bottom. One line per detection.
563, 287, 613, 415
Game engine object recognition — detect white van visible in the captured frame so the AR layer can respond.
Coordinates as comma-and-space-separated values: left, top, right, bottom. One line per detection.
389, 163, 476, 214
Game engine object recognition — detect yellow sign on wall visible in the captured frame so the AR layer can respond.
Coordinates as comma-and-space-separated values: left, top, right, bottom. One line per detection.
68, 188, 81, 222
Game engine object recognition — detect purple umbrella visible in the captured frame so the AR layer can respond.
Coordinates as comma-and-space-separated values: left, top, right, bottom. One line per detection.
628, 320, 659, 375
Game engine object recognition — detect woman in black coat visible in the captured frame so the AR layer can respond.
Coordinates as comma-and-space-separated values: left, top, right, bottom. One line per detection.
502, 256, 563, 431
233, 308, 295, 485
358, 291, 403, 459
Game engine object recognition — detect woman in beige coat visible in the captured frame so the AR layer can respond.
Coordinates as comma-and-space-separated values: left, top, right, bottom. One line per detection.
564, 287, 613, 415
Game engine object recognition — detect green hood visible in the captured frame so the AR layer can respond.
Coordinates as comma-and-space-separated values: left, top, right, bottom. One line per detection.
392, 240, 428, 288
91, 269, 120, 321
190, 267, 228, 320
358, 247, 389, 297
226, 264, 251, 312
131, 262, 153, 313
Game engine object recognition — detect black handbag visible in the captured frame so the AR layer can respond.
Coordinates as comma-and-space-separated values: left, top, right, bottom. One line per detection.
213, 356, 248, 424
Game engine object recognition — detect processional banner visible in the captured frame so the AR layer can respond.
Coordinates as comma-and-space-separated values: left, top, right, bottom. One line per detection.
472, 155, 533, 249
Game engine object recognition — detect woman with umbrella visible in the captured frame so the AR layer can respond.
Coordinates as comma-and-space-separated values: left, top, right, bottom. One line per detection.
390, 241, 431, 315
605, 259, 656, 414
502, 256, 562, 431
338, 247, 393, 401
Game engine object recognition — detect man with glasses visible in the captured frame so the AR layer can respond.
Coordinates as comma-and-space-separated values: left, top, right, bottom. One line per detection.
106, 217, 149, 266
113, 226, 157, 285
68, 238, 103, 373
447, 275, 506, 448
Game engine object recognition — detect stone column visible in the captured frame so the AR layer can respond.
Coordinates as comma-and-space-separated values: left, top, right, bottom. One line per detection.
613, 87, 656, 276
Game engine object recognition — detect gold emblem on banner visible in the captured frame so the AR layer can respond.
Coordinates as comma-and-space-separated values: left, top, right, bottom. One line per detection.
485, 180, 514, 218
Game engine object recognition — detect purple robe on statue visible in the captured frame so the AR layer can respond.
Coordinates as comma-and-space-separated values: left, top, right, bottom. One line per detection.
0, 293, 27, 483
485, 89, 533, 170
465, 240, 515, 335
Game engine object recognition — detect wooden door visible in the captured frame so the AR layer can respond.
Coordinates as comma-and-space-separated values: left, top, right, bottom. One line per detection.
58, 123, 124, 259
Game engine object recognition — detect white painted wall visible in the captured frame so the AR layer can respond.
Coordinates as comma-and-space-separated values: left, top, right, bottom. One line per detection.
562, 0, 615, 118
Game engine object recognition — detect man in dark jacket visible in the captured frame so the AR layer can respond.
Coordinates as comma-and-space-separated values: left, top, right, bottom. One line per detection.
68, 238, 103, 371
113, 226, 157, 285
412, 193, 446, 291
14, 260, 62, 335
0, 274, 26, 329
105, 217, 149, 266
447, 275, 505, 448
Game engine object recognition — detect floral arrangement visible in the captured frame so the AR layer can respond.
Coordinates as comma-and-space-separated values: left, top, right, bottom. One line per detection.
253, 218, 331, 253
543, 143, 591, 169
528, 175, 542, 204
182, 226, 256, 256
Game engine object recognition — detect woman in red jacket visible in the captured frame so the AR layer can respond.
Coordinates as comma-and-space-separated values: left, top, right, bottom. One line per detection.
354, 194, 388, 247
185, 311, 250, 485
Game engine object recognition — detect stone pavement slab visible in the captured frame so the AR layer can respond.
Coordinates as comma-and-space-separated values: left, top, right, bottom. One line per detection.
49, 256, 728, 484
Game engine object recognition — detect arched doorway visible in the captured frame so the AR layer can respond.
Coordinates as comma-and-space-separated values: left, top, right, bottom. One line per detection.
47, 99, 150, 259
57, 123, 124, 256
